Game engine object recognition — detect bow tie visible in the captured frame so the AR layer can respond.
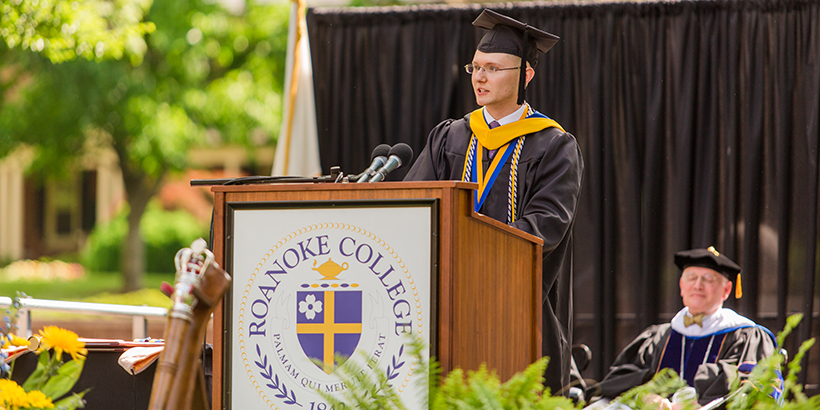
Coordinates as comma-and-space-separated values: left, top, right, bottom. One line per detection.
683, 313, 705, 327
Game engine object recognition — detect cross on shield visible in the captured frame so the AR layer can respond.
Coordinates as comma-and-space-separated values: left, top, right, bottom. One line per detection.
296, 290, 362, 374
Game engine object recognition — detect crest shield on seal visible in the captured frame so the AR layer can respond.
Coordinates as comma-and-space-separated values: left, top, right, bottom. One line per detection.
296, 258, 362, 374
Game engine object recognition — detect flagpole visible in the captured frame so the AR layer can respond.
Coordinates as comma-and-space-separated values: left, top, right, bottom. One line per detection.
281, 0, 305, 174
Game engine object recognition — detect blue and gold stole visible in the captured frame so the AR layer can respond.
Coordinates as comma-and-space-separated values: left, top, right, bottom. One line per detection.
462, 104, 565, 223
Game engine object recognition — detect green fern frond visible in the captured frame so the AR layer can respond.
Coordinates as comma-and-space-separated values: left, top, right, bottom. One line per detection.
726, 314, 818, 410
535, 395, 580, 410
319, 339, 579, 410
437, 368, 468, 405
468, 364, 502, 391
315, 351, 407, 410
469, 378, 505, 409
783, 338, 815, 403
465, 365, 502, 409
500, 357, 548, 407
615, 368, 688, 409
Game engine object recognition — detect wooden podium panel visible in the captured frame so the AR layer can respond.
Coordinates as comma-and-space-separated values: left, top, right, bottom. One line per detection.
209, 181, 542, 409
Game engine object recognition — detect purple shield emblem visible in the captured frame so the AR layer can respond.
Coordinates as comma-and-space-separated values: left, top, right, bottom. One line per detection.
296, 290, 362, 374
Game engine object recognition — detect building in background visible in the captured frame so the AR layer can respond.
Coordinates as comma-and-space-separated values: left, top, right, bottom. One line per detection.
0, 145, 273, 261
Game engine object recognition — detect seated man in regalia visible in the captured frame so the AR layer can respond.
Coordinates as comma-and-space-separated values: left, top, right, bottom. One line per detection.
588, 247, 780, 408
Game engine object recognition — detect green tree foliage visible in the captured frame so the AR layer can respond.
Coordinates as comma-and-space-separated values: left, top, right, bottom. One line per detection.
0, 0, 289, 290
0, 0, 154, 159
1, 0, 155, 64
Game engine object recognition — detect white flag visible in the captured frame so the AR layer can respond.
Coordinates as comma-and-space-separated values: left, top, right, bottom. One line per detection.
272, 0, 321, 176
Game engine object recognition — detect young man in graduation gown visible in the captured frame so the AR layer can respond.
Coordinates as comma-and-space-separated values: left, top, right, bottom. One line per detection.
403, 9, 584, 393
589, 247, 780, 407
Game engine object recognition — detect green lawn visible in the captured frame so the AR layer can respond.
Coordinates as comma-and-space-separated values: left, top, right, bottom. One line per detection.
0, 271, 175, 307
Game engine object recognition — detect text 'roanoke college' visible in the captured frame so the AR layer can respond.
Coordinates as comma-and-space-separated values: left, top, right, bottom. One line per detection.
248, 234, 413, 337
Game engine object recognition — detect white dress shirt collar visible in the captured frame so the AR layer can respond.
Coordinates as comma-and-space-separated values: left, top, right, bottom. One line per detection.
483, 103, 528, 127
671, 307, 755, 337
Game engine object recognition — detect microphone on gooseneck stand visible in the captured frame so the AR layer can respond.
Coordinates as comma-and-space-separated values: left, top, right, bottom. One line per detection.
368, 143, 414, 182
355, 144, 392, 183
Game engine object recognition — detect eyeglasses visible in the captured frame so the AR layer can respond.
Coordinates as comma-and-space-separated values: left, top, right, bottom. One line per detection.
464, 64, 520, 75
681, 270, 723, 285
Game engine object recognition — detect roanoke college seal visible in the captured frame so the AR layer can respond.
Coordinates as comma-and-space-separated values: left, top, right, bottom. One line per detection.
236, 222, 426, 409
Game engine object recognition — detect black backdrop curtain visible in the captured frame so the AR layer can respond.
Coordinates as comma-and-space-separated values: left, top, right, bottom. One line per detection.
307, 0, 820, 390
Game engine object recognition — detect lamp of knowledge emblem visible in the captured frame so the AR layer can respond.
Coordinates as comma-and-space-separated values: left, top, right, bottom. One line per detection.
297, 259, 362, 374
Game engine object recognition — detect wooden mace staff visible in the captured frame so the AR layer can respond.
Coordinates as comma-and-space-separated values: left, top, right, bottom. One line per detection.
148, 238, 230, 410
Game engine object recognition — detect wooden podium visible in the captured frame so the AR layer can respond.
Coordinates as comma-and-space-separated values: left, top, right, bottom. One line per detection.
209, 181, 543, 409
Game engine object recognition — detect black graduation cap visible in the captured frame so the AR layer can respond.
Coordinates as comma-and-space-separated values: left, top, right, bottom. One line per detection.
674, 246, 743, 298
472, 9, 560, 105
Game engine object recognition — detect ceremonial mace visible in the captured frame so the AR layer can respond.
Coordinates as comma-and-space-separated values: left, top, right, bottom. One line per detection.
148, 238, 231, 410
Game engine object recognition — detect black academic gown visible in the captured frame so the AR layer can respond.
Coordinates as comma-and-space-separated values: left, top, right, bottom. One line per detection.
593, 322, 778, 405
404, 110, 585, 393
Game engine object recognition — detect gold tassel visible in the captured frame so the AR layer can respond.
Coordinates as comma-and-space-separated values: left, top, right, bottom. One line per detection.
736, 273, 743, 299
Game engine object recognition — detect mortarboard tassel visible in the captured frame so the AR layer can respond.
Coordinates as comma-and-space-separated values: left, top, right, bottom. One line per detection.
517, 29, 529, 105
736, 273, 742, 299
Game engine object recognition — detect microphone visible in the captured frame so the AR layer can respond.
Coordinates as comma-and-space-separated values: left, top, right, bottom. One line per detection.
368, 143, 414, 182
355, 144, 391, 183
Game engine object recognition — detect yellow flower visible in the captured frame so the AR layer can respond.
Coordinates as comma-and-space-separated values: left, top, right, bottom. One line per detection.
0, 379, 29, 408
8, 333, 28, 347
25, 390, 54, 408
37, 326, 87, 362
0, 380, 55, 409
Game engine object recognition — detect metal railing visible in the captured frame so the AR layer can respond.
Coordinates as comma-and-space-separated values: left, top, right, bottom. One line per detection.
0, 297, 168, 340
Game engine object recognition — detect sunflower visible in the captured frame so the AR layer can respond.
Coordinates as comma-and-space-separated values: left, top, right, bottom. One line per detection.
37, 326, 87, 362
